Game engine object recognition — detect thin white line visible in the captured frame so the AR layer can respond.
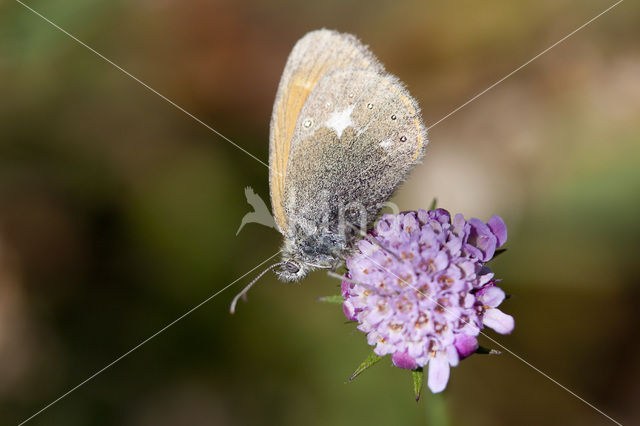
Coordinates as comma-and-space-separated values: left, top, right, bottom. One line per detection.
14, 0, 625, 423
427, 0, 624, 130
14, 0, 271, 171
360, 252, 622, 425
18, 251, 282, 426
480, 333, 622, 425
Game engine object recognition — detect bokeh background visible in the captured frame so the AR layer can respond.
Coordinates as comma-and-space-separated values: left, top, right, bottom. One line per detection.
1, 0, 639, 424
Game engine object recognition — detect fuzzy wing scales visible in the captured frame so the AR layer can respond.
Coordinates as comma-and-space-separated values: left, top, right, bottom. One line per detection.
269, 30, 384, 234
282, 69, 427, 240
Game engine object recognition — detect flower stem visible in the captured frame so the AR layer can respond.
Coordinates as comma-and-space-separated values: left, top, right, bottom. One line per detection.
424, 392, 450, 426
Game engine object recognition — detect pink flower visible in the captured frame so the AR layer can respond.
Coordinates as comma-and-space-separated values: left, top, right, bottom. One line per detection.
342, 209, 513, 393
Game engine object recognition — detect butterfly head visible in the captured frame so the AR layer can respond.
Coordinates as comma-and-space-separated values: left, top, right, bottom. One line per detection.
276, 258, 308, 281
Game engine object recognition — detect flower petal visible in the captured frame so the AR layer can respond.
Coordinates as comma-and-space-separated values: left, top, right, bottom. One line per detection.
429, 208, 451, 225
392, 350, 418, 370
417, 209, 428, 224
343, 300, 357, 321
452, 213, 467, 237
427, 352, 450, 393
483, 308, 515, 334
454, 335, 478, 359
407, 340, 425, 358
341, 280, 352, 298
487, 215, 507, 247
402, 213, 419, 233
433, 251, 449, 271
446, 345, 460, 367
478, 286, 505, 308
477, 267, 494, 285
468, 218, 497, 261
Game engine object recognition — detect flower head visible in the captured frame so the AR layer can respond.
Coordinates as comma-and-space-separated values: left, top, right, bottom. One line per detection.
342, 209, 513, 393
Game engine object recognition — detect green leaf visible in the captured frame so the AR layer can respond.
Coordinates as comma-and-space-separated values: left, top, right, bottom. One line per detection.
412, 368, 424, 402
349, 351, 383, 382
429, 198, 438, 210
317, 294, 344, 304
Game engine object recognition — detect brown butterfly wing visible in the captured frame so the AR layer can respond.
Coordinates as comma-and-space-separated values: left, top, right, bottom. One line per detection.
281, 69, 427, 241
269, 30, 384, 234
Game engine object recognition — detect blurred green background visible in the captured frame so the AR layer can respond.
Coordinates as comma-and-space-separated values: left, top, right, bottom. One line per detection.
1, 0, 639, 425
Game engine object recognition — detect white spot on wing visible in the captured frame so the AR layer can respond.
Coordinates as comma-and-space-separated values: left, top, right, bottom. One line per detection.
326, 105, 355, 139
380, 138, 394, 150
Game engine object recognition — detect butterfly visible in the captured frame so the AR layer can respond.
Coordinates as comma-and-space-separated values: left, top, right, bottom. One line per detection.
231, 29, 427, 312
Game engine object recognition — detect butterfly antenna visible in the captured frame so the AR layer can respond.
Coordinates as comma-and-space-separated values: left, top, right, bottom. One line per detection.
230, 262, 285, 314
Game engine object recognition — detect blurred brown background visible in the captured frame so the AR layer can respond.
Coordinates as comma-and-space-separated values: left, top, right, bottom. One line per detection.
1, 0, 639, 425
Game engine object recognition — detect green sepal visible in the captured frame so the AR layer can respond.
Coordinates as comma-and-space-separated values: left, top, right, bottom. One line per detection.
429, 198, 438, 210
492, 248, 507, 259
412, 368, 424, 402
349, 351, 383, 382
317, 294, 344, 304
476, 345, 501, 355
